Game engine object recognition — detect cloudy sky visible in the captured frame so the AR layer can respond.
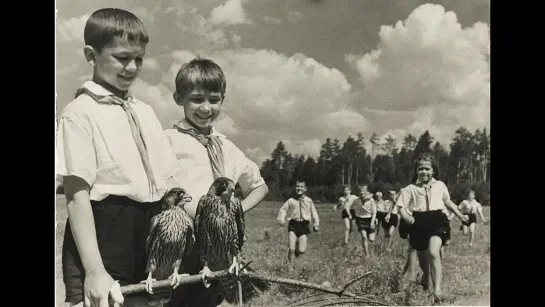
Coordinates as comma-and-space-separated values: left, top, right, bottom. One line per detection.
56, 0, 490, 165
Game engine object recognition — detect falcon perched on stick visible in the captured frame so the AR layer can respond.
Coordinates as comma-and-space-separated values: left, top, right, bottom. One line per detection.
195, 177, 270, 304
141, 187, 195, 304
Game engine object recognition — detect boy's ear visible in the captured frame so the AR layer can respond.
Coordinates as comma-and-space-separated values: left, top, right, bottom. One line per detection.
83, 46, 96, 67
173, 91, 184, 106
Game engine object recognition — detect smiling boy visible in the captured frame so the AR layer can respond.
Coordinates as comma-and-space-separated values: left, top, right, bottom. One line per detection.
57, 8, 181, 307
164, 58, 269, 307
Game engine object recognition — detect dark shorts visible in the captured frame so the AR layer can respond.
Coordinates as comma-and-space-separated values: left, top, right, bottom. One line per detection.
462, 213, 477, 226
341, 209, 356, 220
376, 211, 388, 224
399, 217, 410, 239
62, 195, 161, 304
409, 210, 451, 251
288, 219, 311, 237
382, 214, 399, 230
355, 217, 375, 234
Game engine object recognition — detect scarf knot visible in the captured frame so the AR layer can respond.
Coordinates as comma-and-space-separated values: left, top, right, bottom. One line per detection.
174, 121, 225, 180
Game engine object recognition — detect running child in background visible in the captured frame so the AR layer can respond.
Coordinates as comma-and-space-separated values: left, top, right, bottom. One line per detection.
352, 186, 377, 258
375, 191, 389, 236
278, 180, 320, 272
382, 190, 399, 251
458, 190, 486, 247
334, 185, 359, 246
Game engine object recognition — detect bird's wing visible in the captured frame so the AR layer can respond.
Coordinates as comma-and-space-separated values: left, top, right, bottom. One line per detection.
146, 214, 160, 256
195, 194, 210, 239
178, 210, 195, 263
195, 194, 216, 264
233, 196, 245, 250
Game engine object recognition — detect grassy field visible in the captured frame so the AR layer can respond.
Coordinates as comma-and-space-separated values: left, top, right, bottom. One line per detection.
55, 195, 490, 306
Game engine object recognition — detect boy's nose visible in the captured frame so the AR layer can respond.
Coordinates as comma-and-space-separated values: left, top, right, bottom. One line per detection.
200, 102, 212, 111
126, 60, 138, 72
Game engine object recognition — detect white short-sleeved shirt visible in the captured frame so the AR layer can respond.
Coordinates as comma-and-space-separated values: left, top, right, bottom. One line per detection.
396, 178, 450, 213
56, 81, 179, 203
277, 196, 320, 226
377, 199, 391, 212
458, 200, 482, 214
352, 198, 376, 218
165, 119, 265, 211
338, 194, 359, 211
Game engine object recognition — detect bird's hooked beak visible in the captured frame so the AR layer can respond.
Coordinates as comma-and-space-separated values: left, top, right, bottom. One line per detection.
177, 194, 193, 207
221, 186, 236, 202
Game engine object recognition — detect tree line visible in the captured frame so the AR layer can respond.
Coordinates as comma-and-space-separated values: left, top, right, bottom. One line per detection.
259, 127, 490, 206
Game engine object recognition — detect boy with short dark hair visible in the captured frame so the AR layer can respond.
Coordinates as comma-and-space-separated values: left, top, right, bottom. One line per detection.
57, 8, 181, 307
165, 58, 269, 307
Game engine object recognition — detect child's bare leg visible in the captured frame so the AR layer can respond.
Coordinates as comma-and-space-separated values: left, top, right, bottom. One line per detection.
360, 230, 370, 258
417, 250, 431, 290
462, 225, 468, 235
288, 231, 297, 271
387, 226, 395, 250
428, 236, 443, 297
402, 241, 417, 280
368, 229, 376, 243
343, 218, 351, 244
469, 223, 476, 247
296, 235, 307, 258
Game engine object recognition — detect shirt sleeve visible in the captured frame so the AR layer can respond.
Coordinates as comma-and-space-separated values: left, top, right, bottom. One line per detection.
161, 129, 181, 180
396, 187, 412, 208
458, 200, 465, 210
310, 199, 320, 226
56, 114, 97, 188
277, 199, 290, 223
441, 182, 451, 203
236, 150, 266, 197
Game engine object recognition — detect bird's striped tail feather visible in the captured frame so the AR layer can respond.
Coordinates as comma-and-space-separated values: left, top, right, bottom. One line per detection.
219, 264, 271, 304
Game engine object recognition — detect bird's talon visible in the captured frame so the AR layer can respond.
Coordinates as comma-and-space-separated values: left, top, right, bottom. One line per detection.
199, 267, 212, 288
170, 273, 190, 289
140, 278, 157, 294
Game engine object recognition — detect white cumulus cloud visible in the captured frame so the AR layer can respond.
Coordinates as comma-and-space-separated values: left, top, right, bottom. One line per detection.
347, 3, 490, 144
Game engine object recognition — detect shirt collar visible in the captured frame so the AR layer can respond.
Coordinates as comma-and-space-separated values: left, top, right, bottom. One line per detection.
415, 178, 437, 187
297, 195, 309, 201
77, 80, 135, 103
176, 118, 225, 138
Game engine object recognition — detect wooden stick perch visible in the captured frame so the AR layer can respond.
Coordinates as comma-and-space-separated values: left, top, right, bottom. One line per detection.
117, 270, 371, 297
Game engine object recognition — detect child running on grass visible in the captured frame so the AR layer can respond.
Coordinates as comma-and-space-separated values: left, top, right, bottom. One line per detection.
458, 190, 486, 247
334, 185, 359, 246
382, 190, 400, 251
277, 180, 320, 272
352, 185, 377, 258
396, 153, 468, 303
375, 191, 389, 236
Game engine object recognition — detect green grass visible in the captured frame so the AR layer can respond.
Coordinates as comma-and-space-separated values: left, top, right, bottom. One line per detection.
55, 196, 490, 306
